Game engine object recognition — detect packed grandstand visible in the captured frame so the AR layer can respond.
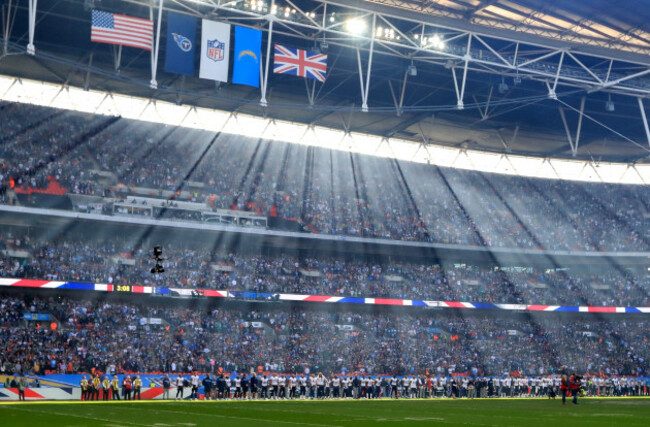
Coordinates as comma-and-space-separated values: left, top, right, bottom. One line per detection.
0, 100, 648, 395
1, 101, 649, 252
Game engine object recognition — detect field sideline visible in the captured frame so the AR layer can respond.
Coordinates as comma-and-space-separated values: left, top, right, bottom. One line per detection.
1, 397, 649, 426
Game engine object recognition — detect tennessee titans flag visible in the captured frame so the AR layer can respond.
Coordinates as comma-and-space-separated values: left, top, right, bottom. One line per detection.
164, 12, 197, 76
232, 26, 262, 88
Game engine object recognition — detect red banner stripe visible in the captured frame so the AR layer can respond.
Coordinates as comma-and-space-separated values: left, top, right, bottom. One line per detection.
444, 301, 467, 308
526, 305, 550, 311
12, 279, 51, 287
374, 298, 404, 306
588, 306, 617, 313
303, 295, 333, 302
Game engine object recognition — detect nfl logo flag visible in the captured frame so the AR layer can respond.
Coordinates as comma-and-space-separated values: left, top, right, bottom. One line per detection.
273, 45, 327, 82
91, 10, 153, 51
199, 20, 230, 83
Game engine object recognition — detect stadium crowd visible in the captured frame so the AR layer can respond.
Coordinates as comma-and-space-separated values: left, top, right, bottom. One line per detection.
0, 231, 648, 307
0, 295, 647, 378
1, 102, 650, 252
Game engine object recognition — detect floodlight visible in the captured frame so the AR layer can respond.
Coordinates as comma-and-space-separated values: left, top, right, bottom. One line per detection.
345, 19, 366, 35
407, 64, 417, 77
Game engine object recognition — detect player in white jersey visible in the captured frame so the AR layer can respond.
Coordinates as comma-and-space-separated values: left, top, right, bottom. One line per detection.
408, 376, 417, 399
315, 373, 325, 399
331, 376, 341, 398
389, 376, 398, 399
234, 376, 242, 398
190, 373, 200, 400
260, 375, 269, 399
269, 375, 278, 399
308, 374, 316, 399
366, 376, 374, 399
280, 376, 288, 399
288, 375, 297, 399
224, 375, 232, 399
298, 375, 307, 398
341, 376, 349, 398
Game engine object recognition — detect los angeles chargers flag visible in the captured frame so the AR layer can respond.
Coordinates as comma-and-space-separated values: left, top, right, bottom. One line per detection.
274, 45, 327, 82
232, 26, 262, 88
199, 20, 231, 82
164, 12, 197, 76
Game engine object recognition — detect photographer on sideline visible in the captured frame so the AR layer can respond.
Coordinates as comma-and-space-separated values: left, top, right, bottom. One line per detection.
569, 374, 581, 405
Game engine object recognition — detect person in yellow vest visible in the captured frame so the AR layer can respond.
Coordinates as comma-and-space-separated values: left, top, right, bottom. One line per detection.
102, 376, 111, 400
133, 375, 142, 400
80, 376, 89, 401
92, 374, 101, 401
111, 376, 121, 400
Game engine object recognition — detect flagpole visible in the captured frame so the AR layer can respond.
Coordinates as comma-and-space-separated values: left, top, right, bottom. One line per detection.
260, 0, 275, 107
26, 0, 37, 55
150, 0, 164, 89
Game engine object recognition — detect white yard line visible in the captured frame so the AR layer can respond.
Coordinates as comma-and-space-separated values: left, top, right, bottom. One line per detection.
119, 405, 344, 427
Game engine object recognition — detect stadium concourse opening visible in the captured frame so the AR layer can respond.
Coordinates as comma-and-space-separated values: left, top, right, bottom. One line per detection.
1, 0, 650, 424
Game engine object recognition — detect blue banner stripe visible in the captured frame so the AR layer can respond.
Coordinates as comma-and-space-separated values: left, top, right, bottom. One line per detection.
472, 302, 499, 309
337, 297, 366, 304
64, 282, 96, 290
555, 306, 579, 312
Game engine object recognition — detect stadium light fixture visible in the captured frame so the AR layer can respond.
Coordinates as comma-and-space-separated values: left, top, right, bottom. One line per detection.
605, 94, 615, 112
422, 34, 445, 50
345, 18, 366, 36
498, 77, 509, 94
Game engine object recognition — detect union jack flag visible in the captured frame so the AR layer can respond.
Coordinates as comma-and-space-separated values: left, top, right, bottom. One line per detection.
273, 44, 327, 82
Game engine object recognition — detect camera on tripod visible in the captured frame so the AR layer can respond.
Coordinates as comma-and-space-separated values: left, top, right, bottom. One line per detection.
151, 246, 165, 274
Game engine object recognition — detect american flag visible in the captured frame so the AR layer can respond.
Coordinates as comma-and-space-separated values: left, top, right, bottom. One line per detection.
273, 45, 327, 82
91, 10, 153, 51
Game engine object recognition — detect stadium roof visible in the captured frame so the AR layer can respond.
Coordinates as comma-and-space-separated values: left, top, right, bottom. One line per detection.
360, 0, 650, 57
1, 0, 650, 163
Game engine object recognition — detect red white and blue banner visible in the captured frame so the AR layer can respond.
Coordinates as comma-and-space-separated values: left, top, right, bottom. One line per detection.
273, 44, 327, 82
0, 278, 647, 314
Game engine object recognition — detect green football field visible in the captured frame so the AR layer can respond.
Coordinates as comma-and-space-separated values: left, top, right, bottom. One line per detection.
1, 397, 649, 426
